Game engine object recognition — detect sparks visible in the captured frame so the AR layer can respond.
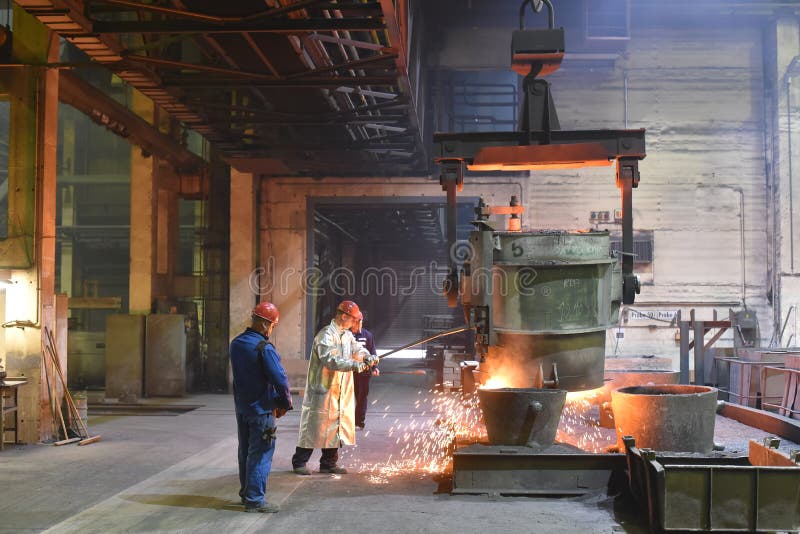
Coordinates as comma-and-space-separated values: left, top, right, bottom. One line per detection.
556, 387, 615, 452
344, 389, 488, 483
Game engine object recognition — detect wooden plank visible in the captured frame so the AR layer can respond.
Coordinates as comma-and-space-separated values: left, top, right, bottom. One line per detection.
780, 370, 794, 417
785, 373, 798, 418
53, 437, 81, 446
703, 327, 728, 351
67, 297, 122, 309
748, 440, 799, 467
77, 435, 102, 446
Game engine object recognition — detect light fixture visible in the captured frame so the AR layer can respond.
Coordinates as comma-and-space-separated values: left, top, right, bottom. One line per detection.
467, 143, 613, 171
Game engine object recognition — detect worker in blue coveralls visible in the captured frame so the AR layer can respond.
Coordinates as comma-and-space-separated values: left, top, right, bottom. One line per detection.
351, 310, 379, 430
229, 301, 293, 513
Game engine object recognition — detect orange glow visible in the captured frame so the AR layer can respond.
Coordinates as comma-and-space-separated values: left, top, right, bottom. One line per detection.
565, 387, 603, 404
480, 375, 513, 389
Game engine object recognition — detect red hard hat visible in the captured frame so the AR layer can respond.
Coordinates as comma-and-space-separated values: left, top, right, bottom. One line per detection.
337, 300, 360, 317
253, 301, 279, 323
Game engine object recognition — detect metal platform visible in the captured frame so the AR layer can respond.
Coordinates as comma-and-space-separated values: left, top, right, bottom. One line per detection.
451, 442, 626, 496
452, 437, 800, 532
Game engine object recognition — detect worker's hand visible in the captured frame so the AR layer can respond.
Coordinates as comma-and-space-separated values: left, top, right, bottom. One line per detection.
356, 362, 370, 373
365, 354, 379, 367
352, 352, 365, 363
371, 367, 380, 377
275, 408, 288, 419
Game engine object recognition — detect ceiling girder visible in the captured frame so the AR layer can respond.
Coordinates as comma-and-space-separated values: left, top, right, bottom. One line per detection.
161, 75, 398, 88
86, 0, 382, 22
92, 17, 387, 35
15, 0, 428, 176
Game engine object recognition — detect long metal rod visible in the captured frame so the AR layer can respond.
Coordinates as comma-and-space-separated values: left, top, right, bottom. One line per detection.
379, 325, 472, 359
123, 54, 277, 79
309, 33, 387, 51
788, 78, 795, 272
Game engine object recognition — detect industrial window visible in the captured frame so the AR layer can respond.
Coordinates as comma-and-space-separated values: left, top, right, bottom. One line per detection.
610, 230, 654, 264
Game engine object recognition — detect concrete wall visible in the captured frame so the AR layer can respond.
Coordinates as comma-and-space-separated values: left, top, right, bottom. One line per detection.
769, 18, 800, 348
540, 24, 771, 364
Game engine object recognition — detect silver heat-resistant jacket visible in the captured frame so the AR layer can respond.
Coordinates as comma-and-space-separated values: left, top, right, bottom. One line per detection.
297, 320, 370, 448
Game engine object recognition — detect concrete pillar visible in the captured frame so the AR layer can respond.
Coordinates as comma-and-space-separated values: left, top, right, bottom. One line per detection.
229, 169, 256, 341
204, 161, 230, 392
1, 6, 59, 442
129, 90, 156, 314
152, 163, 180, 301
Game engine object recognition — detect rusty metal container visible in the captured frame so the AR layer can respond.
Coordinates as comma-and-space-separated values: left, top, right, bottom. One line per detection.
477, 387, 566, 450
611, 384, 717, 453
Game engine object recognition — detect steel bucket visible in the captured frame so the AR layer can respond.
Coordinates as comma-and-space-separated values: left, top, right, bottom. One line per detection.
477, 387, 566, 450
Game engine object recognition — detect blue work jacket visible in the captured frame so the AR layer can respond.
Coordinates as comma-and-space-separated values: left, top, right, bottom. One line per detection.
229, 328, 293, 416
352, 328, 377, 376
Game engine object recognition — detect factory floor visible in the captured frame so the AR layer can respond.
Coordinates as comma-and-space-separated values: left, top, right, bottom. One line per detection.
1, 358, 795, 534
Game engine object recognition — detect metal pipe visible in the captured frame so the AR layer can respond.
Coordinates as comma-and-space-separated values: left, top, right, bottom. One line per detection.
123, 54, 276, 79
738, 187, 747, 308
765, 53, 781, 349
623, 72, 629, 128
378, 325, 471, 359
788, 76, 795, 272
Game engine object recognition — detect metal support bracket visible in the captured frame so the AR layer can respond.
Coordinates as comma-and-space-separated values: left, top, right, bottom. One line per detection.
616, 157, 640, 305
440, 161, 464, 307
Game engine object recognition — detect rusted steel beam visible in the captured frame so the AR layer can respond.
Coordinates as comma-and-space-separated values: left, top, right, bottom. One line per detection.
85, 0, 376, 22
92, 17, 386, 34
162, 75, 398, 88
59, 71, 204, 172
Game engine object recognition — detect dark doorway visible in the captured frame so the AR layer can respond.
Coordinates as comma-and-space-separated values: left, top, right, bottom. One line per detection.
306, 197, 477, 355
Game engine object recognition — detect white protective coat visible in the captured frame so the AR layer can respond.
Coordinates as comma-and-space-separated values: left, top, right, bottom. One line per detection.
297, 320, 369, 448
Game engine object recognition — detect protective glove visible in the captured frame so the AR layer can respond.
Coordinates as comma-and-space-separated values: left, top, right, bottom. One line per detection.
355, 362, 370, 373
365, 354, 379, 367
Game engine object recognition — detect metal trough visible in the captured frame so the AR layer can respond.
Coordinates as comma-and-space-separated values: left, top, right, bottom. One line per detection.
624, 436, 800, 532
611, 384, 717, 453
477, 387, 566, 450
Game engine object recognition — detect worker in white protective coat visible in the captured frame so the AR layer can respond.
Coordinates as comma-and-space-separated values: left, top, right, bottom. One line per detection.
292, 300, 379, 475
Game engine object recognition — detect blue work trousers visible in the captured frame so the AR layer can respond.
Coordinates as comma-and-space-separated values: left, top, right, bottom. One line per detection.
236, 411, 277, 507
